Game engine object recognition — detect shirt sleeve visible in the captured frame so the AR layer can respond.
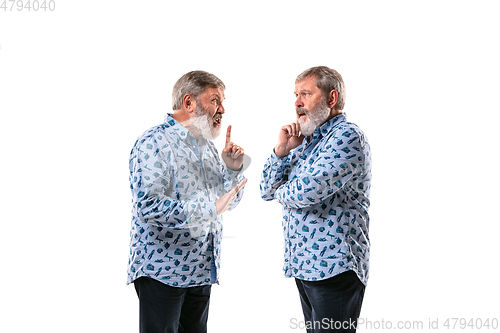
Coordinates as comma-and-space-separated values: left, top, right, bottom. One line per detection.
260, 150, 292, 201
275, 130, 365, 209
129, 135, 217, 227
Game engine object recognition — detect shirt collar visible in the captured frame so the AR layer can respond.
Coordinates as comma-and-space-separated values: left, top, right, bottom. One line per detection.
310, 113, 346, 141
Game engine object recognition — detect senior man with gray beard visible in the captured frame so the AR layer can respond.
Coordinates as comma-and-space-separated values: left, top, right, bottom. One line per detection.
261, 66, 372, 333
128, 71, 247, 333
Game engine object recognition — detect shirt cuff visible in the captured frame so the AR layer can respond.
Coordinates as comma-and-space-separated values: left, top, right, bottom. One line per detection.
272, 148, 288, 162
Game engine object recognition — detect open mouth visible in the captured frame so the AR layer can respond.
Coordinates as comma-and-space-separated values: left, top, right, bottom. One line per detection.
213, 114, 222, 126
296, 108, 308, 119
297, 113, 308, 120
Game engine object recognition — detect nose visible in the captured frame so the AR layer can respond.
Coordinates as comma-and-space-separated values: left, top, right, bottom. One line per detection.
218, 103, 225, 114
295, 96, 303, 108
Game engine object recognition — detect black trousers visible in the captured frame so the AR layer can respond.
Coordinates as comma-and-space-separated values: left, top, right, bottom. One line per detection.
295, 270, 365, 333
134, 277, 211, 333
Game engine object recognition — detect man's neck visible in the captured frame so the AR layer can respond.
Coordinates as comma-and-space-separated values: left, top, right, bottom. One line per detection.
172, 110, 201, 139
328, 109, 342, 121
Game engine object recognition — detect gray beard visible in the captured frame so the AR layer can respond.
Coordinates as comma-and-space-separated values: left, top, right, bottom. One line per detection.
191, 106, 221, 140
297, 98, 331, 136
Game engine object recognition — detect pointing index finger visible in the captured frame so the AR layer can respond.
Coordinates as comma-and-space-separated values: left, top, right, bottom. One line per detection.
225, 125, 232, 146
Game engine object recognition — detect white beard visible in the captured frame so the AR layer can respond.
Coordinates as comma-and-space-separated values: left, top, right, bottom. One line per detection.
190, 106, 221, 140
297, 98, 331, 136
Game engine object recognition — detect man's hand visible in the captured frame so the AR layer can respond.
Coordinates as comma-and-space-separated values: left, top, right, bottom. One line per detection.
274, 122, 305, 158
216, 178, 248, 215
222, 125, 245, 171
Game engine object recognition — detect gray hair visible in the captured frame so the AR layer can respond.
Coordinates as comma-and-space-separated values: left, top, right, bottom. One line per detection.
172, 71, 226, 110
296, 66, 346, 111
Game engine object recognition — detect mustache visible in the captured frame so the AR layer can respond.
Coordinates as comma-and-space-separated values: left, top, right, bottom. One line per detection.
296, 108, 308, 116
213, 112, 223, 121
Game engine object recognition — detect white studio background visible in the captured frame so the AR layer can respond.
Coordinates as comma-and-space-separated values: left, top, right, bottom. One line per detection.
1, 1, 499, 332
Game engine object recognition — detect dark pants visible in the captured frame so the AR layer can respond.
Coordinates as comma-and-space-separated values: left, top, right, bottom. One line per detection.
134, 277, 211, 333
295, 270, 365, 333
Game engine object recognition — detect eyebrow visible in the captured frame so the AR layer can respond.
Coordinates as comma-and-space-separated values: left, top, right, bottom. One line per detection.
210, 94, 224, 101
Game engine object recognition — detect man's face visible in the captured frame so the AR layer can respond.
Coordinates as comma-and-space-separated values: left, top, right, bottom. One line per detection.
294, 76, 331, 136
191, 87, 225, 140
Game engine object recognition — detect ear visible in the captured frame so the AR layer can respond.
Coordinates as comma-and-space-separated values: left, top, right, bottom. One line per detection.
183, 94, 197, 113
328, 90, 338, 109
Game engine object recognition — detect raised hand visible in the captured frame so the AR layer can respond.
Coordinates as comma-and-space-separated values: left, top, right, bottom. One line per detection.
221, 125, 245, 171
216, 178, 248, 215
274, 122, 305, 158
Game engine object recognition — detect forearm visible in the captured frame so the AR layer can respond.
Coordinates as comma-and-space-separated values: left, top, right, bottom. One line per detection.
134, 193, 217, 227
275, 160, 360, 209
260, 150, 290, 201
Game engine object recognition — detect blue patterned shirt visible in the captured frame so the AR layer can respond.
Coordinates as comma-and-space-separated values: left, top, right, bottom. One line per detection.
260, 114, 372, 285
127, 114, 245, 287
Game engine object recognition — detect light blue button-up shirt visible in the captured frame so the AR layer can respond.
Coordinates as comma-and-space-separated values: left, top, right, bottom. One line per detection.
260, 114, 372, 285
127, 114, 245, 287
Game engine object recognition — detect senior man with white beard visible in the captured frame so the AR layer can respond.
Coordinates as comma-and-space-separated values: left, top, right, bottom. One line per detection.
261, 66, 372, 332
128, 71, 247, 333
